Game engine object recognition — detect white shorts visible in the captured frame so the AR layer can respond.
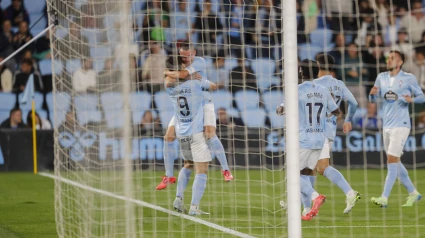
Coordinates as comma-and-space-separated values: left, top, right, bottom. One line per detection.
383, 127, 410, 157
168, 103, 216, 128
299, 149, 321, 170
178, 132, 212, 163
319, 138, 332, 160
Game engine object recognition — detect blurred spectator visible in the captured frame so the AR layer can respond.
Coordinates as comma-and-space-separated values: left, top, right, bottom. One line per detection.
364, 43, 387, 95
12, 21, 33, 54
171, 0, 192, 42
328, 33, 346, 65
26, 111, 52, 130
399, 0, 425, 43
254, 0, 282, 58
355, 103, 380, 129
21, 49, 39, 72
414, 31, 425, 53
58, 111, 81, 132
72, 58, 96, 93
12, 58, 42, 93
383, 14, 401, 46
207, 52, 229, 89
0, 56, 13, 92
141, 44, 166, 93
394, 28, 415, 60
339, 43, 369, 85
138, 111, 161, 136
140, 0, 170, 45
80, 0, 107, 28
0, 20, 15, 66
411, 51, 425, 90
129, 54, 141, 89
33, 30, 52, 60
192, 0, 223, 56
226, 0, 245, 58
302, 0, 319, 33
3, 0, 29, 27
355, 8, 382, 46
324, 0, 354, 31
229, 59, 257, 93
372, 0, 390, 28
0, 108, 26, 129
294, 0, 307, 44
216, 108, 244, 127
97, 58, 121, 92
57, 22, 90, 60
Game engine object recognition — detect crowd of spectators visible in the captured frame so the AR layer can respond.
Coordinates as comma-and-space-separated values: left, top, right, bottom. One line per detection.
1, 0, 425, 131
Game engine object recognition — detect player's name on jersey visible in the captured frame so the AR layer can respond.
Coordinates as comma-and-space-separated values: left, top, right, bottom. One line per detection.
180, 118, 193, 123
328, 85, 342, 92
169, 88, 192, 96
305, 128, 324, 133
307, 92, 323, 99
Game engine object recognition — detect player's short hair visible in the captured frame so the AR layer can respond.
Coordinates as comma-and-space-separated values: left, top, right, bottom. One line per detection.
166, 55, 183, 71
299, 59, 319, 80
316, 53, 335, 71
179, 40, 194, 51
389, 50, 405, 65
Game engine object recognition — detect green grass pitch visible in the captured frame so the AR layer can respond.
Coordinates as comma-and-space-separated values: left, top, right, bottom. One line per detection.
0, 169, 424, 238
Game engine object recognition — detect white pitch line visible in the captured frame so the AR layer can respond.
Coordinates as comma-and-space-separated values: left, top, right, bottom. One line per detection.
39, 172, 255, 238
229, 225, 425, 229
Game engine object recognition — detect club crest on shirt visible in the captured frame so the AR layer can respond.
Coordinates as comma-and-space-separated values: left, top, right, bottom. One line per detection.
399, 80, 403, 88
384, 90, 398, 103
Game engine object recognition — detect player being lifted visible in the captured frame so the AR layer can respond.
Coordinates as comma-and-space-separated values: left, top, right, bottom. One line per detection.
277, 59, 340, 220
307, 54, 361, 214
156, 41, 234, 190
369, 50, 424, 207
164, 55, 212, 215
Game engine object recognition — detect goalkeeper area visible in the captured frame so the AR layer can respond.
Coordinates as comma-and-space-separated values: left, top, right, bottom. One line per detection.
1, 171, 424, 237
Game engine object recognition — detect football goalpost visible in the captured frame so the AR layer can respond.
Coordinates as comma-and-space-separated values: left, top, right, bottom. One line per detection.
45, 0, 424, 237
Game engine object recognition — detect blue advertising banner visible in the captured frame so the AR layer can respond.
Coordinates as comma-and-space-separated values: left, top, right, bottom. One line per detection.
1, 127, 425, 171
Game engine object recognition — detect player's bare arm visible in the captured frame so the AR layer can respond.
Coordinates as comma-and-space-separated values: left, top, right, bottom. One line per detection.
369, 86, 379, 95
208, 82, 218, 91
330, 108, 340, 117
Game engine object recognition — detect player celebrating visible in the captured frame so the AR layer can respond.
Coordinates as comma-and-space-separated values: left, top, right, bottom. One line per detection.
156, 41, 233, 190
308, 54, 361, 214
369, 50, 424, 207
164, 56, 212, 215
277, 59, 340, 220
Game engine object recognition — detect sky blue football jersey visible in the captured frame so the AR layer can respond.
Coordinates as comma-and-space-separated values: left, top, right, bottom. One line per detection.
166, 80, 206, 137
371, 70, 424, 129
283, 81, 339, 149
185, 56, 213, 105
314, 75, 358, 140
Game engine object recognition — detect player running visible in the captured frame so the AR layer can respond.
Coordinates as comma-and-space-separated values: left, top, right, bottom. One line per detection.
164, 56, 212, 215
369, 50, 424, 207
156, 40, 233, 190
308, 54, 361, 214
277, 59, 340, 221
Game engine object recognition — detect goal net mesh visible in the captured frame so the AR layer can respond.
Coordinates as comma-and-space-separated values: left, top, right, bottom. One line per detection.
47, 0, 425, 237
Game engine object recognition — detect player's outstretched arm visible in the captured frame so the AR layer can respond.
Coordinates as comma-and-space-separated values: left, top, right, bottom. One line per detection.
330, 108, 341, 117
164, 76, 176, 88
164, 69, 191, 79
208, 81, 218, 91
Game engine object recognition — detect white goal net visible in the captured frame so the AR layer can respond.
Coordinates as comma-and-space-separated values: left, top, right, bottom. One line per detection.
47, 0, 425, 237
